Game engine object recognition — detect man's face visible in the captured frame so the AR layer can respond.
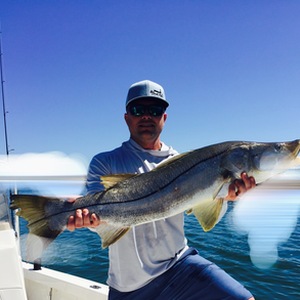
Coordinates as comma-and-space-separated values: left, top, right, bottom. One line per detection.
124, 99, 167, 148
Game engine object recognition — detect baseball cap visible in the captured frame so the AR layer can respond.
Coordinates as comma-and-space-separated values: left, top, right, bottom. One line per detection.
126, 80, 169, 108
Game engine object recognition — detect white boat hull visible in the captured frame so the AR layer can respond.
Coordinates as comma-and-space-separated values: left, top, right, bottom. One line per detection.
23, 261, 108, 300
0, 222, 109, 300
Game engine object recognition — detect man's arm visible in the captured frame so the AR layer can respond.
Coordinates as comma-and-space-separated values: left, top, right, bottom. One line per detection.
67, 155, 108, 231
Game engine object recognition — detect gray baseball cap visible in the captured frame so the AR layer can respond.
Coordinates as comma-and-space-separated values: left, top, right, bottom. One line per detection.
126, 80, 169, 108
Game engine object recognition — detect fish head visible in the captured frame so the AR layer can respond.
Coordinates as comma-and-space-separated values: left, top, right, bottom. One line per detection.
250, 139, 300, 183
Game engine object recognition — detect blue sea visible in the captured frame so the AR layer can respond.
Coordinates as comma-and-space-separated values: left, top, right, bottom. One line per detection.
19, 203, 300, 300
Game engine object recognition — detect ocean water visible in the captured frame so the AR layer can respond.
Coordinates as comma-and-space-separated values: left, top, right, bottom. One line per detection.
19, 203, 300, 300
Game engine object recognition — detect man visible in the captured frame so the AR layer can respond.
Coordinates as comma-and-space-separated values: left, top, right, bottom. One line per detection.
68, 80, 256, 299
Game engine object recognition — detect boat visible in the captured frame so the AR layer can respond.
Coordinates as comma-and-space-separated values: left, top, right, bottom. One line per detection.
0, 190, 109, 300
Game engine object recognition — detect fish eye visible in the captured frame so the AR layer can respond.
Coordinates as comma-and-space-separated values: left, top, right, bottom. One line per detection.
274, 143, 282, 152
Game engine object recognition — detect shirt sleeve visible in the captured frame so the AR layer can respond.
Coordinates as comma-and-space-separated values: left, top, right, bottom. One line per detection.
86, 154, 111, 194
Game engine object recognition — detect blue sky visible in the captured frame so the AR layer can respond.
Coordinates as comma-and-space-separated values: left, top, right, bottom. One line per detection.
1, 1, 300, 164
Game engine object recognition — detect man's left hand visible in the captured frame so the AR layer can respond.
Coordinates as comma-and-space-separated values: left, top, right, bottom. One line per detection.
225, 172, 256, 201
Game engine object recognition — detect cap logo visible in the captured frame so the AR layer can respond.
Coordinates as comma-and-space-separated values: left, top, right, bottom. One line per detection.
150, 89, 163, 98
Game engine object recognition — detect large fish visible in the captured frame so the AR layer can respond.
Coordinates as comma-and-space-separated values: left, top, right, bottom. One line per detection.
10, 140, 300, 248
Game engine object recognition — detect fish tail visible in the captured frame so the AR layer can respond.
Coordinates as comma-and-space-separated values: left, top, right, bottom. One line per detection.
10, 194, 63, 239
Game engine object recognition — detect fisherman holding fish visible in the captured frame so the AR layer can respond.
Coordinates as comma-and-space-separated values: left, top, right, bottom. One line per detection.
67, 80, 256, 300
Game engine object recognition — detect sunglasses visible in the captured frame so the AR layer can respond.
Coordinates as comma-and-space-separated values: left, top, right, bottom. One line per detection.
128, 105, 166, 117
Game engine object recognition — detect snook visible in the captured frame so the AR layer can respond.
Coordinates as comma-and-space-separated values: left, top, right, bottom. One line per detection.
10, 140, 300, 248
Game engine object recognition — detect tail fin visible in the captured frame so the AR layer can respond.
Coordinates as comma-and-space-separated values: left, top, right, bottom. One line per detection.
10, 194, 132, 249
10, 194, 63, 239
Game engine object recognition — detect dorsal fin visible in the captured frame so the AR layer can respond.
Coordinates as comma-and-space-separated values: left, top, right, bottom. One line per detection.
100, 174, 137, 189
153, 152, 189, 170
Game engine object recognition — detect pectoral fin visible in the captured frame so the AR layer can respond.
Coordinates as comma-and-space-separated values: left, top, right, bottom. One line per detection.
191, 197, 225, 232
95, 223, 131, 248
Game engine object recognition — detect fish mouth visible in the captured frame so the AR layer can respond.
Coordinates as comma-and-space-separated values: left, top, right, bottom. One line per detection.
286, 139, 300, 157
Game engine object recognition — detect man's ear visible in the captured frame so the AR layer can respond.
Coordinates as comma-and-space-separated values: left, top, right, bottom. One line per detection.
124, 113, 129, 125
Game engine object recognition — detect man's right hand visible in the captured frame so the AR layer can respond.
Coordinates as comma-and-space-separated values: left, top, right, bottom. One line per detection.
67, 208, 100, 231
66, 199, 101, 231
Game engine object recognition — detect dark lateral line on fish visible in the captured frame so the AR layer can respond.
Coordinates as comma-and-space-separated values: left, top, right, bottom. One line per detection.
21, 146, 236, 227
97, 145, 235, 204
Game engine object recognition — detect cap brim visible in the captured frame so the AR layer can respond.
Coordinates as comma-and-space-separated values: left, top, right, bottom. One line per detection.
126, 96, 169, 108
